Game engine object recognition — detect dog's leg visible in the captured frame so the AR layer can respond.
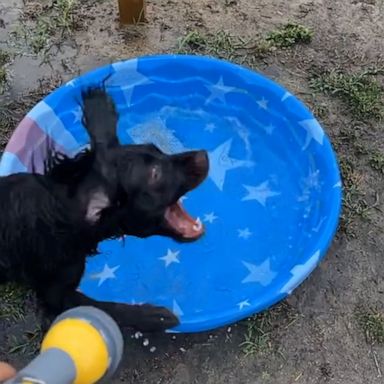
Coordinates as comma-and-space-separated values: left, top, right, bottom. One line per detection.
37, 265, 179, 331
38, 283, 179, 332
62, 290, 179, 332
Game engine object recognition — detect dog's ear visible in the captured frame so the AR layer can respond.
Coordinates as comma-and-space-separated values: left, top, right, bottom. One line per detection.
86, 189, 111, 223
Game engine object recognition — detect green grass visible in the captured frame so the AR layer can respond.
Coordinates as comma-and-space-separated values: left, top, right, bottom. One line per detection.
0, 50, 10, 66
240, 303, 300, 357
241, 313, 272, 356
357, 310, 384, 345
29, 19, 52, 55
13, 0, 77, 56
0, 75, 63, 150
0, 49, 11, 94
0, 68, 7, 91
0, 283, 28, 321
309, 68, 384, 120
177, 30, 269, 63
54, 0, 77, 32
334, 121, 382, 235
8, 326, 42, 356
176, 23, 313, 65
0, 283, 41, 356
0, 104, 16, 149
338, 156, 373, 235
369, 150, 384, 174
266, 22, 313, 48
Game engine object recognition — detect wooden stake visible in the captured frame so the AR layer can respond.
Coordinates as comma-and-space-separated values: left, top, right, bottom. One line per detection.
118, 0, 146, 24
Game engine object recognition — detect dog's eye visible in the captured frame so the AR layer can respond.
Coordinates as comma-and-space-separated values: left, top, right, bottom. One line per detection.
149, 164, 162, 184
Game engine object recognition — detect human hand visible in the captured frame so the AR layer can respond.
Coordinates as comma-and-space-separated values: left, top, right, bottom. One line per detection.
0, 362, 16, 382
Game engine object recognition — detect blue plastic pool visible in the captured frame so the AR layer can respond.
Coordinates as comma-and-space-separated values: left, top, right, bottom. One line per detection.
0, 55, 342, 332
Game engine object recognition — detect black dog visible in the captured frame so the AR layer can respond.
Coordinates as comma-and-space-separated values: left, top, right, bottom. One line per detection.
0, 88, 209, 332
81, 87, 209, 241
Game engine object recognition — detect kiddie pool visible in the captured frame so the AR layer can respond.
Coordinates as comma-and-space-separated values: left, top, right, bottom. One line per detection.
0, 55, 342, 333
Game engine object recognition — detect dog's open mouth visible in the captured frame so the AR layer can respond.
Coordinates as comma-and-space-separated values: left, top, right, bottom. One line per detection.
163, 149, 209, 240
164, 200, 203, 240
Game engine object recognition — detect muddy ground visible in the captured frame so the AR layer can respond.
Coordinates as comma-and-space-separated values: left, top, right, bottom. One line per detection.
0, 0, 383, 383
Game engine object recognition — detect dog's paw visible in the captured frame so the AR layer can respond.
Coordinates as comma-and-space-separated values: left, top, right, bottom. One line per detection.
134, 304, 180, 332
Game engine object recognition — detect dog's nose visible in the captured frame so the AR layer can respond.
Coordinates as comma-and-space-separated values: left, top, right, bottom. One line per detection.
193, 150, 209, 170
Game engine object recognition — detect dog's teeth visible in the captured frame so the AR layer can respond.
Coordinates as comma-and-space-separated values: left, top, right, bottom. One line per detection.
150, 346, 156, 353
134, 331, 143, 339
143, 338, 149, 347
192, 217, 202, 232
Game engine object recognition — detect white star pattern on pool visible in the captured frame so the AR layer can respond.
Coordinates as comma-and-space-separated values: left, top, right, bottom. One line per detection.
299, 119, 325, 150
209, 139, 254, 191
205, 77, 237, 104
279, 250, 321, 294
281, 91, 292, 101
204, 212, 218, 224
238, 299, 251, 310
242, 260, 277, 286
242, 181, 280, 206
227, 117, 252, 156
238, 228, 252, 239
65, 79, 76, 87
205, 123, 216, 133
130, 298, 143, 305
297, 169, 321, 203
129, 118, 187, 154
333, 181, 342, 188
71, 106, 83, 124
92, 264, 120, 287
312, 217, 326, 233
108, 59, 153, 106
256, 97, 268, 110
173, 299, 184, 317
305, 169, 320, 188
264, 124, 275, 135
159, 249, 180, 267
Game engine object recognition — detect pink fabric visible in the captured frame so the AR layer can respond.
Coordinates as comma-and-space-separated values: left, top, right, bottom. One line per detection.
5, 117, 67, 173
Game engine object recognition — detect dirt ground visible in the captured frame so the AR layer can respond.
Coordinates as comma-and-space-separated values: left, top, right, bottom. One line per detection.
0, 0, 384, 383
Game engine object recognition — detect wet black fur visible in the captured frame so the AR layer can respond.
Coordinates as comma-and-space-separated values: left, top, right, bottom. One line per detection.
0, 86, 208, 332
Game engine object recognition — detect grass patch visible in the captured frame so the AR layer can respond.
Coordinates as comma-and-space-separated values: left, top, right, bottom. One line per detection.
241, 312, 272, 356
0, 68, 7, 92
357, 310, 384, 345
369, 150, 384, 174
0, 75, 61, 150
12, 0, 77, 57
0, 49, 11, 94
0, 283, 28, 321
8, 326, 42, 356
240, 303, 300, 357
332, 122, 381, 235
309, 68, 384, 120
0, 50, 10, 66
177, 30, 270, 65
0, 105, 17, 149
176, 23, 313, 65
338, 157, 372, 235
266, 22, 313, 48
54, 0, 77, 32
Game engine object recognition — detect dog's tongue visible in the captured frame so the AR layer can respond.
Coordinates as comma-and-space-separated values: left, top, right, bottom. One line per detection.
164, 201, 204, 239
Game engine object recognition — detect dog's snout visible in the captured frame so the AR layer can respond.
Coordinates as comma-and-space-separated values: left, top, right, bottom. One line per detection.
173, 150, 209, 191
193, 150, 209, 172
